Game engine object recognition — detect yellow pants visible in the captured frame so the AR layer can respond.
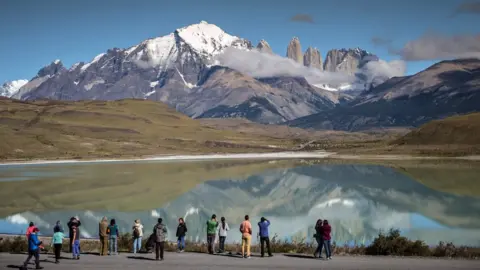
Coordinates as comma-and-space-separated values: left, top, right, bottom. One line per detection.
241, 235, 251, 257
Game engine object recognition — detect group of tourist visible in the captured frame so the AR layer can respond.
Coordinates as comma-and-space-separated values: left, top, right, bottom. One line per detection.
20, 214, 333, 268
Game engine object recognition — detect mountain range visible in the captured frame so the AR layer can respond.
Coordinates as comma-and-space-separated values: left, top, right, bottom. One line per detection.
2, 21, 479, 130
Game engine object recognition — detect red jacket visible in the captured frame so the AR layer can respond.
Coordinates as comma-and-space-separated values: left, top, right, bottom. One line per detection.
322, 224, 331, 240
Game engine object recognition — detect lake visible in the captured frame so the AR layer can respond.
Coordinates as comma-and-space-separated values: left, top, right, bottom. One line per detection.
0, 159, 479, 246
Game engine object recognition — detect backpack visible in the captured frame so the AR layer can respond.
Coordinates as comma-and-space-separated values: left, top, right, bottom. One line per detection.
133, 226, 140, 238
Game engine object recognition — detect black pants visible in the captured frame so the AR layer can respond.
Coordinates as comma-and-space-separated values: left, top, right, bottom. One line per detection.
315, 237, 324, 257
155, 241, 165, 260
260, 237, 272, 256
54, 244, 62, 261
218, 236, 226, 252
24, 249, 40, 268
206, 234, 215, 254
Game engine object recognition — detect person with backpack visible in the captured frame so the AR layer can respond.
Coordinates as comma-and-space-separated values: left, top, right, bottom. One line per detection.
26, 222, 36, 240
99, 217, 109, 256
153, 218, 168, 261
23, 227, 43, 269
314, 219, 324, 258
176, 218, 187, 252
51, 226, 65, 264
258, 217, 273, 257
107, 219, 119, 255
71, 225, 81, 260
240, 215, 252, 259
217, 217, 229, 253
322, 219, 332, 260
206, 214, 218, 254
132, 219, 143, 254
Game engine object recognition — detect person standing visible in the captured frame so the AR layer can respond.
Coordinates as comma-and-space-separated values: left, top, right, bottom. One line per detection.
67, 217, 81, 254
322, 219, 332, 260
217, 217, 229, 253
314, 219, 324, 258
175, 218, 187, 252
258, 217, 273, 257
51, 226, 65, 264
240, 215, 252, 259
206, 214, 218, 254
71, 225, 81, 260
23, 227, 43, 269
132, 219, 144, 254
53, 220, 64, 233
153, 218, 167, 261
98, 217, 109, 256
107, 219, 119, 255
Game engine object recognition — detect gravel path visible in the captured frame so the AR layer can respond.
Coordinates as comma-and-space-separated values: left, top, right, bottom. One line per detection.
1, 252, 479, 270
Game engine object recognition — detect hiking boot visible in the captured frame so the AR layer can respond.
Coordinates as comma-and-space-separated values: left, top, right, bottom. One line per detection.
268, 254, 273, 257
55, 260, 59, 264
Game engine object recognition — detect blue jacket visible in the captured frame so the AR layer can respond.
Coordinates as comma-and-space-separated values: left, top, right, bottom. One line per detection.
28, 233, 42, 251
258, 220, 270, 237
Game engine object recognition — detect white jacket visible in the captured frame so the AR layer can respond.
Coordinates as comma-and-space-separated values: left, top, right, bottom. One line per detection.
217, 222, 229, 237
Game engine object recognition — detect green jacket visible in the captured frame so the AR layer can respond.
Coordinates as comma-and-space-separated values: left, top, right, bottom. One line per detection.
206, 220, 218, 235
51, 232, 65, 245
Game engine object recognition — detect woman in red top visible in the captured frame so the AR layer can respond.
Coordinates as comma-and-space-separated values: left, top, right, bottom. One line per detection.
322, 220, 332, 260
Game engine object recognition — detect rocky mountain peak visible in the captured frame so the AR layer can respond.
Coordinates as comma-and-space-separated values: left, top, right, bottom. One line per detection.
286, 37, 303, 65
36, 59, 65, 79
256, 39, 273, 54
323, 48, 377, 75
303, 47, 323, 70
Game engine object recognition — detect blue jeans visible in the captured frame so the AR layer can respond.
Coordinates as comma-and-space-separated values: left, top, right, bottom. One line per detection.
72, 240, 80, 258
323, 240, 332, 258
133, 237, 142, 253
177, 236, 185, 250
109, 237, 118, 255
315, 237, 324, 257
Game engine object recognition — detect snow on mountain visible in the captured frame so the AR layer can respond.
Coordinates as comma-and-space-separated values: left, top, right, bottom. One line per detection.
0, 79, 28, 97
176, 20, 246, 57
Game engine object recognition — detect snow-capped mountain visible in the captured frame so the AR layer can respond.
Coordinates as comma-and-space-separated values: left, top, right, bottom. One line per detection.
0, 80, 28, 97
8, 21, 344, 124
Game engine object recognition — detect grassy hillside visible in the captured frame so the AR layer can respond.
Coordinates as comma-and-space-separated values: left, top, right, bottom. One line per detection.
0, 98, 295, 161
395, 113, 480, 145
388, 113, 480, 156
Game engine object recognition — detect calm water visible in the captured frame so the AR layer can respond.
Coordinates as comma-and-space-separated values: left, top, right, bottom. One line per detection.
0, 159, 479, 246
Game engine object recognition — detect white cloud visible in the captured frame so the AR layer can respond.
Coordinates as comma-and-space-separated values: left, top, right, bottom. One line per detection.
212, 47, 355, 86
360, 59, 407, 84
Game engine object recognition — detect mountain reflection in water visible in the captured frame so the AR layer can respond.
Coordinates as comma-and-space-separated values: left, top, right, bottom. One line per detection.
1, 161, 480, 246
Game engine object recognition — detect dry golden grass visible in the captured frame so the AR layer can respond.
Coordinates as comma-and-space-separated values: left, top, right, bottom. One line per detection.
0, 99, 296, 161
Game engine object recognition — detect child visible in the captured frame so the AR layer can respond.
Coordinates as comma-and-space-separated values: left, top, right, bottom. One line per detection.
51, 227, 65, 264
71, 225, 80, 260
23, 227, 43, 269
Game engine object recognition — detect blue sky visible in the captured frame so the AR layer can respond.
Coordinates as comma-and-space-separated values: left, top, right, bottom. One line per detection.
0, 0, 479, 83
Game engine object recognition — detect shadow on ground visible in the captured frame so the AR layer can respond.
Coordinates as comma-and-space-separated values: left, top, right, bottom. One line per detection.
126, 256, 156, 261
283, 254, 317, 260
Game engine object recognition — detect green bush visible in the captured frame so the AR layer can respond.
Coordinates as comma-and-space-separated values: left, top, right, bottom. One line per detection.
365, 229, 431, 256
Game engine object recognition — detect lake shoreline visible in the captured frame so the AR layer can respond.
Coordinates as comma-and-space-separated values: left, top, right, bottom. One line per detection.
0, 151, 479, 166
